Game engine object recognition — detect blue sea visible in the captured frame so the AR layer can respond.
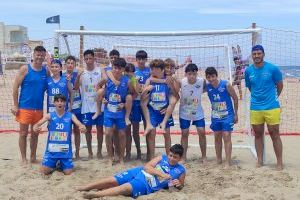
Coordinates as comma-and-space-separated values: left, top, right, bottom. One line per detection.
280, 66, 300, 78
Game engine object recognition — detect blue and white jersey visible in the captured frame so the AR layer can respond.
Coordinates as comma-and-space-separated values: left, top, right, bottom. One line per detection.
45, 111, 73, 159
148, 81, 170, 112
206, 80, 234, 122
62, 71, 81, 114
47, 76, 69, 112
134, 66, 151, 101
141, 154, 186, 192
104, 76, 129, 119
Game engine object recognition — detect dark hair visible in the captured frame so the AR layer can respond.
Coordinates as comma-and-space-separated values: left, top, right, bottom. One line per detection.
149, 59, 165, 70
65, 55, 76, 62
83, 49, 94, 57
136, 50, 148, 59
233, 57, 240, 61
34, 46, 46, 52
170, 144, 184, 157
185, 63, 198, 73
54, 94, 66, 102
51, 59, 62, 67
205, 67, 218, 77
113, 58, 127, 68
109, 49, 120, 57
125, 63, 135, 73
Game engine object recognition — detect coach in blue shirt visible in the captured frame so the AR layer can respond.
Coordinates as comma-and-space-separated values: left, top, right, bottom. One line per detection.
245, 45, 283, 170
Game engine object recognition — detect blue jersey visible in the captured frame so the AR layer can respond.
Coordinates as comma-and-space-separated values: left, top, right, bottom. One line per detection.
45, 111, 73, 159
47, 76, 69, 112
104, 76, 129, 118
206, 80, 234, 122
134, 66, 151, 101
62, 71, 81, 114
19, 64, 47, 110
141, 154, 186, 192
245, 62, 282, 110
148, 81, 170, 113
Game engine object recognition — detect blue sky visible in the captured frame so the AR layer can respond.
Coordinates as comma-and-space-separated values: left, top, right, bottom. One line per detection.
1, 0, 300, 40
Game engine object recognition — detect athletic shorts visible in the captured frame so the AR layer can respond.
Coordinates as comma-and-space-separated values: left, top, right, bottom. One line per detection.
250, 108, 280, 125
114, 167, 149, 198
180, 118, 205, 129
149, 108, 174, 128
104, 116, 126, 130
81, 112, 103, 126
16, 109, 43, 125
130, 101, 144, 122
210, 118, 234, 132
42, 155, 74, 171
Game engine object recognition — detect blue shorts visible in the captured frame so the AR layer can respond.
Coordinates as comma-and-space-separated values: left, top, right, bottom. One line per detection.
149, 108, 174, 128
180, 118, 205, 129
42, 155, 74, 171
81, 112, 103, 126
114, 167, 149, 198
104, 116, 126, 130
130, 101, 144, 122
210, 118, 234, 132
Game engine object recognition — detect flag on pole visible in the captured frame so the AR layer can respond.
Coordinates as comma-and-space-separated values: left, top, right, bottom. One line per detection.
46, 15, 60, 24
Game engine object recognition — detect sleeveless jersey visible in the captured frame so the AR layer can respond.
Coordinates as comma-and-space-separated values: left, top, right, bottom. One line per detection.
179, 77, 204, 121
206, 80, 234, 122
104, 75, 129, 119
141, 154, 186, 192
134, 66, 151, 101
80, 67, 102, 114
47, 76, 69, 112
19, 64, 47, 110
45, 111, 72, 158
148, 81, 169, 112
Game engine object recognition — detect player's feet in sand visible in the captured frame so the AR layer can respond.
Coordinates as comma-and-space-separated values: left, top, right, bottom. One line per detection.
88, 153, 93, 160
97, 152, 103, 159
125, 153, 131, 161
21, 158, 28, 165
136, 150, 141, 160
119, 159, 125, 166
30, 156, 38, 164
75, 186, 90, 192
202, 157, 208, 165
125, 117, 131, 126
276, 163, 284, 171
108, 158, 114, 166
256, 161, 263, 168
217, 159, 222, 165
91, 112, 101, 120
224, 160, 232, 169
83, 192, 100, 199
74, 153, 80, 160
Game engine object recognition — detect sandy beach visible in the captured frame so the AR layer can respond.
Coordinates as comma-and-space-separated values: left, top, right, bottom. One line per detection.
0, 133, 299, 200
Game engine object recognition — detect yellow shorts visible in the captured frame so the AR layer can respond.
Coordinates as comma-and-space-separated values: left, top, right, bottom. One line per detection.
250, 108, 281, 125
16, 109, 43, 125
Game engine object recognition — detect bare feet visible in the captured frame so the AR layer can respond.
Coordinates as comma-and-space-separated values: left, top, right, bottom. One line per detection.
21, 158, 28, 165
256, 162, 263, 168
97, 152, 103, 159
30, 156, 38, 164
125, 153, 131, 161
83, 191, 101, 199
217, 159, 222, 165
88, 153, 93, 160
276, 163, 284, 171
202, 157, 208, 165
136, 150, 141, 160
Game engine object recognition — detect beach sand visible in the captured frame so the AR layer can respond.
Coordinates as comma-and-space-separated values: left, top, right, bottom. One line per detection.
0, 133, 299, 200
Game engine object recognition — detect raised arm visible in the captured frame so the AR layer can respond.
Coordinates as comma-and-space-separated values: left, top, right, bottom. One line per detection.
12, 65, 28, 116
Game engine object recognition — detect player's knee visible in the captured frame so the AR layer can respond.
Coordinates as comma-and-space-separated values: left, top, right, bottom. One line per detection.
63, 169, 73, 175
19, 131, 28, 137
